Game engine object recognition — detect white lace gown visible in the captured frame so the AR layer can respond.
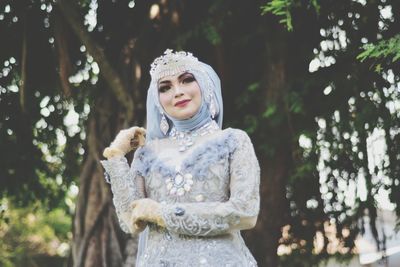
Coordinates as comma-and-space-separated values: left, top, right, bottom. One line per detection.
101, 128, 260, 267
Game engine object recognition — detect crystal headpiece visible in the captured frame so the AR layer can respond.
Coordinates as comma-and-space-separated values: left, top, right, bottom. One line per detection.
150, 49, 199, 81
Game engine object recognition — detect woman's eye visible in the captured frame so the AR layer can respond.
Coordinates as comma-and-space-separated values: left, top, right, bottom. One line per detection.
159, 85, 171, 93
182, 76, 195, 84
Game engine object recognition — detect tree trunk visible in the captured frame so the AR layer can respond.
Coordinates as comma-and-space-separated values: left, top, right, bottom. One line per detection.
54, 2, 148, 266
70, 87, 139, 267
243, 27, 293, 267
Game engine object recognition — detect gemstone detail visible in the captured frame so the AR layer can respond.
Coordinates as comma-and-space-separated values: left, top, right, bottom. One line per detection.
174, 174, 184, 186
177, 188, 185, 196
174, 207, 185, 216
160, 113, 169, 135
165, 165, 194, 196
169, 120, 220, 152
195, 194, 204, 202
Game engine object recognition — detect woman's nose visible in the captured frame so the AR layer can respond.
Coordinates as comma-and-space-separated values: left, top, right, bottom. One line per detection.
174, 86, 184, 97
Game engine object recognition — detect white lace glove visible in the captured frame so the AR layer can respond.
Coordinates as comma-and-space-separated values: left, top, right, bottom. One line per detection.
103, 126, 146, 159
130, 198, 166, 231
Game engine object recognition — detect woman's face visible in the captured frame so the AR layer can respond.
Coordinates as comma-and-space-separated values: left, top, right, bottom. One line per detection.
158, 72, 202, 120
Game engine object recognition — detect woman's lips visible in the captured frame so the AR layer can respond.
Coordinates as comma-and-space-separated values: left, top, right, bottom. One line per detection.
175, 99, 191, 107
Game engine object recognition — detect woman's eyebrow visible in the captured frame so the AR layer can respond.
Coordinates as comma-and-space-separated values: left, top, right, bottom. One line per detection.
159, 79, 171, 85
159, 72, 191, 85
178, 72, 192, 79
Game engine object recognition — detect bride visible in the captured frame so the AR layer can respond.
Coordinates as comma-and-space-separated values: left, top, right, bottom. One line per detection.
101, 49, 260, 266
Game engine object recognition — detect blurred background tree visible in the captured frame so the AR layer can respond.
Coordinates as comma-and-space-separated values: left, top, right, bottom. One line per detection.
0, 200, 71, 267
0, 0, 399, 266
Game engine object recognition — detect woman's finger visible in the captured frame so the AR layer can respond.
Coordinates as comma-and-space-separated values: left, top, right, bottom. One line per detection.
130, 200, 138, 209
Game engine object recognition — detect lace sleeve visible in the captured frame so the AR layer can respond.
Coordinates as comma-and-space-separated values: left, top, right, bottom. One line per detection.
100, 150, 146, 233
161, 130, 260, 236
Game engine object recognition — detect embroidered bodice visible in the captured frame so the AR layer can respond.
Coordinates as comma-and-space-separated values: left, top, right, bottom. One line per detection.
101, 128, 260, 267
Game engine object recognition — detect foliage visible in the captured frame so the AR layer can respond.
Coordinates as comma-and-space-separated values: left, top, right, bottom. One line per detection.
261, 0, 295, 31
0, 0, 91, 207
261, 0, 400, 264
357, 34, 400, 71
0, 198, 71, 266
261, 0, 320, 31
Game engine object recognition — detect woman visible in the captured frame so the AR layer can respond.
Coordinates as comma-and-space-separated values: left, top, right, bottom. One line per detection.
101, 49, 260, 266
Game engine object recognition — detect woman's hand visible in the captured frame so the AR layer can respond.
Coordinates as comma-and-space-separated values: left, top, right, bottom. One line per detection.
130, 198, 165, 229
103, 126, 146, 159
132, 220, 148, 234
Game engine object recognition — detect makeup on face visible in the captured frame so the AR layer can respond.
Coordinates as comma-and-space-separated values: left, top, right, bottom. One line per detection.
158, 72, 202, 120
158, 72, 196, 93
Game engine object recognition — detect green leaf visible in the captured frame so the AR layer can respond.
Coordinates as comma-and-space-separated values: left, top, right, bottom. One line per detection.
262, 104, 277, 118
248, 83, 260, 92
357, 34, 400, 67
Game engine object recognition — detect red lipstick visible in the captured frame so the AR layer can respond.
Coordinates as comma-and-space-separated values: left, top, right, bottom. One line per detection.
175, 99, 191, 107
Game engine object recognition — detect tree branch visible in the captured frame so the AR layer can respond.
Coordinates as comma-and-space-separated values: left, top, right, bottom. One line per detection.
56, 0, 134, 119
19, 16, 27, 113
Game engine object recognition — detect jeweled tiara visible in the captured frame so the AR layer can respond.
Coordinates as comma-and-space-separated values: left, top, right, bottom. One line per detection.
150, 49, 199, 81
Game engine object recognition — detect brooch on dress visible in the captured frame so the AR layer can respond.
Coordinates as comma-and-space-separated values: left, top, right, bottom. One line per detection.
165, 165, 194, 196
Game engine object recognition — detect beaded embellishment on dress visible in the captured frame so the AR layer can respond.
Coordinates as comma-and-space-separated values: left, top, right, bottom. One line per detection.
165, 165, 194, 196
169, 120, 220, 152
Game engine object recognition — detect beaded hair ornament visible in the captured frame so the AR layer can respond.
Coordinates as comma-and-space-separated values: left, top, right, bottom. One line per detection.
150, 49, 199, 81
148, 49, 219, 136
